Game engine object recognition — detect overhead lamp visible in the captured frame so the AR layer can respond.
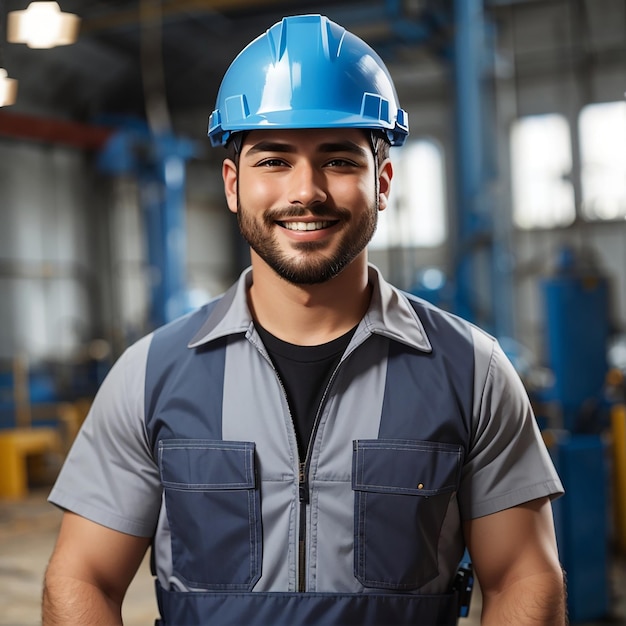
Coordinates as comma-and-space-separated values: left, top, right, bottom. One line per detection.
8, 2, 80, 49
0, 68, 18, 107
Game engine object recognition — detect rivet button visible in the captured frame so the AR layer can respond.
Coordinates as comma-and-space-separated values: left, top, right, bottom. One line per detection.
417, 483, 424, 489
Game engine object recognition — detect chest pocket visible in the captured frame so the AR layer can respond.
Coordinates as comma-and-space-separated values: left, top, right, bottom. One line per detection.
158, 439, 261, 591
352, 439, 463, 590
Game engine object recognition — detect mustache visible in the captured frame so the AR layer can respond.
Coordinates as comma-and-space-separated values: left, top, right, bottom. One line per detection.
264, 205, 350, 222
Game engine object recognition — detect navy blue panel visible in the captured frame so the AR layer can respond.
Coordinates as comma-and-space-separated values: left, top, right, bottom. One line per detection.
144, 300, 227, 450
378, 296, 474, 450
156, 583, 459, 626
158, 440, 261, 591
144, 300, 263, 592
352, 440, 462, 590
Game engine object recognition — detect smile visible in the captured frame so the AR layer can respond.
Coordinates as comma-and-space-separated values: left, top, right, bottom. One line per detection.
279, 221, 338, 231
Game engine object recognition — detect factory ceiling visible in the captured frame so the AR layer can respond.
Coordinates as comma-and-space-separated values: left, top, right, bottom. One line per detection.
1, 0, 622, 144
1, 0, 456, 135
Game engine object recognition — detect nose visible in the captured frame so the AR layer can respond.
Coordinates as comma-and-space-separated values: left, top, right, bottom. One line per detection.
287, 161, 327, 206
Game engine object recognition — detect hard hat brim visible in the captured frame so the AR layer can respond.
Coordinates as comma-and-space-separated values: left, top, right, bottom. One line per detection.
209, 108, 408, 147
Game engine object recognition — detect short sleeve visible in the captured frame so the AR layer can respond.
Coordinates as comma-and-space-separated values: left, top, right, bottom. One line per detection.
457, 328, 564, 520
48, 333, 162, 537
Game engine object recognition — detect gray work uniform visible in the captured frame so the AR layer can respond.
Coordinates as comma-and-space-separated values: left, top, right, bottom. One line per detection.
49, 265, 564, 625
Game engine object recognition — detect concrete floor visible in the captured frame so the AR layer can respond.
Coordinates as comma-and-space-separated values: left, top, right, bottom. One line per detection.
0, 490, 156, 626
1, 489, 624, 626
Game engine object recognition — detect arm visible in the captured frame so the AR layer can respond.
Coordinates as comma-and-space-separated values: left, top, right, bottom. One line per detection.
43, 511, 152, 626
464, 497, 566, 625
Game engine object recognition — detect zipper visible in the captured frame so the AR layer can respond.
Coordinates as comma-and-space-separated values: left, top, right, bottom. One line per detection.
297, 461, 308, 592
296, 361, 344, 592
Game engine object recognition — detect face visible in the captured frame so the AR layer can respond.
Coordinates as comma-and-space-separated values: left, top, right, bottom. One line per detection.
222, 128, 392, 285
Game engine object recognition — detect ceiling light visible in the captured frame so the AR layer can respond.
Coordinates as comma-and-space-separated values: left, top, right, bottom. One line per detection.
8, 2, 80, 49
0, 69, 18, 107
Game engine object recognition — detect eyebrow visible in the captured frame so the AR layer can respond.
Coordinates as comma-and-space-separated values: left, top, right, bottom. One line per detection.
244, 140, 369, 159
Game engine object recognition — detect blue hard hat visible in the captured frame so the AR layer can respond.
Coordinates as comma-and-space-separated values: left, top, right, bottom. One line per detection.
208, 14, 409, 147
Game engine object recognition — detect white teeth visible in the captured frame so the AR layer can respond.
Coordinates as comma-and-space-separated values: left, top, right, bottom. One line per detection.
282, 221, 332, 231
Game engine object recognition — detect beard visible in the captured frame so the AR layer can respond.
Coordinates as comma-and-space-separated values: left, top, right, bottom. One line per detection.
236, 197, 379, 285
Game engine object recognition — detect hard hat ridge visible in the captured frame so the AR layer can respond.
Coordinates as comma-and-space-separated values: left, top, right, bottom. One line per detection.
266, 13, 345, 63
208, 14, 409, 148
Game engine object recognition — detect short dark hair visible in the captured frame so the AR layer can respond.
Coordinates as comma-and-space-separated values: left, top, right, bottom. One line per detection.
224, 132, 245, 165
370, 131, 391, 168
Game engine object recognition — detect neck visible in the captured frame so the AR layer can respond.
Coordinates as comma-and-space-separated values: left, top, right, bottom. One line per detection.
247, 253, 371, 346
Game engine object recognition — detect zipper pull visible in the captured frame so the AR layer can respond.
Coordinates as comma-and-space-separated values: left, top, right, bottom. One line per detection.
298, 462, 309, 504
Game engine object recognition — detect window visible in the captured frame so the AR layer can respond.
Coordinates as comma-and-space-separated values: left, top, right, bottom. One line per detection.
370, 139, 447, 249
510, 114, 575, 229
579, 101, 626, 220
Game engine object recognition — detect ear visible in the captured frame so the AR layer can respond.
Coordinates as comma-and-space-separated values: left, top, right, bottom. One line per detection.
222, 159, 239, 214
377, 158, 393, 212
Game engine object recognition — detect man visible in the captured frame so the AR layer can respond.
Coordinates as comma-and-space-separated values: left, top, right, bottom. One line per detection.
43, 14, 566, 625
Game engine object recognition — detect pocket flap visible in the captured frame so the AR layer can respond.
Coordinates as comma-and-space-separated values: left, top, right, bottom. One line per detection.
352, 439, 462, 496
159, 440, 256, 490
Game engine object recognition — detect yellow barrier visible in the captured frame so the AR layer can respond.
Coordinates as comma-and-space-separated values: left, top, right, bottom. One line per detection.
612, 404, 626, 554
0, 428, 61, 499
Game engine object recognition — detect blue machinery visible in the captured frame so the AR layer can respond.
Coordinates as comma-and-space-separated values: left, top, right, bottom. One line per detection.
541, 248, 610, 434
539, 248, 612, 622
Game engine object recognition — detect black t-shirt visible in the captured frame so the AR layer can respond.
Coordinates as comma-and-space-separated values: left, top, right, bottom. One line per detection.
255, 323, 357, 459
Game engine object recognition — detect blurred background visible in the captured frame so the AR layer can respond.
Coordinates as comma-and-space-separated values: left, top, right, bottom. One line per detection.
0, 0, 625, 624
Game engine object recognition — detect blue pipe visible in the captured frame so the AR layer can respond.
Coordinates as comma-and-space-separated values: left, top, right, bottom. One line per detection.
452, 0, 485, 325
451, 0, 512, 338
97, 122, 196, 330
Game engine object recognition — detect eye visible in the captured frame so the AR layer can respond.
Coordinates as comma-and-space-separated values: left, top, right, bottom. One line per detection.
256, 157, 289, 168
325, 158, 359, 168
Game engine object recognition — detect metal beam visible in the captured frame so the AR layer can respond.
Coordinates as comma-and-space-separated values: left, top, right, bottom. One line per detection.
81, 0, 306, 33
0, 110, 112, 150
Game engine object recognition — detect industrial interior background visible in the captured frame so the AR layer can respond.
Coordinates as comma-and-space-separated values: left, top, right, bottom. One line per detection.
0, 0, 625, 624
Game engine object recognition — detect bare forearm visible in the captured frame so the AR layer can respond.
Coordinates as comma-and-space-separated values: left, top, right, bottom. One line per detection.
481, 570, 567, 625
42, 574, 123, 626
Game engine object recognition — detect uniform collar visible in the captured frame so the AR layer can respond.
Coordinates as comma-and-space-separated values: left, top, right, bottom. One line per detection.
362, 265, 432, 352
188, 265, 431, 353
188, 268, 254, 348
